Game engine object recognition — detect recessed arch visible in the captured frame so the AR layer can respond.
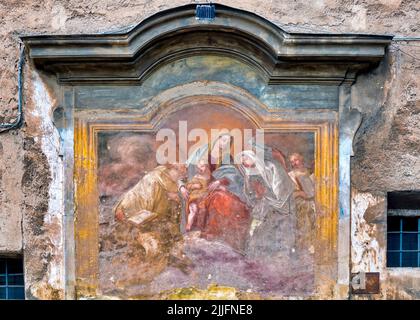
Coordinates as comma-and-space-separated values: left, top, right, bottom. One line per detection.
143, 81, 268, 130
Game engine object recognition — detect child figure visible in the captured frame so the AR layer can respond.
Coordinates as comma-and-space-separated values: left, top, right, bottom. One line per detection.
185, 159, 212, 231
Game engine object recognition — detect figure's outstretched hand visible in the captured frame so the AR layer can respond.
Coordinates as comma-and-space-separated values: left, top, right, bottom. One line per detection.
179, 185, 189, 200
208, 180, 221, 192
115, 208, 126, 221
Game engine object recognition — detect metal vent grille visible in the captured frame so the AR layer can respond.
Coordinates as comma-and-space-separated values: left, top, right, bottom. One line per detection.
196, 4, 215, 20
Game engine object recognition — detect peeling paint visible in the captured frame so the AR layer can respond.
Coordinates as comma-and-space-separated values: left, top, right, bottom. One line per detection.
30, 72, 64, 296
351, 191, 384, 273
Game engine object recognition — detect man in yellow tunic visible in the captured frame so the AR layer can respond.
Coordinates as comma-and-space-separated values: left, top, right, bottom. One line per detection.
114, 163, 187, 261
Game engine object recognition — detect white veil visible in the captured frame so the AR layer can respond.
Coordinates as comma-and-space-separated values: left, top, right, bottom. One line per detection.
237, 150, 294, 214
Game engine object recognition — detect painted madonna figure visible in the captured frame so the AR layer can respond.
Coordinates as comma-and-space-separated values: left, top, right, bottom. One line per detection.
181, 133, 250, 251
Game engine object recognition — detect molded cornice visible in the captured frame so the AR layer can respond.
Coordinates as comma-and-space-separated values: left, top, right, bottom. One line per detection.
21, 4, 393, 85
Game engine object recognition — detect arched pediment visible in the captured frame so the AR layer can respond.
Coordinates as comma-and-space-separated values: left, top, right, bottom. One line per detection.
22, 4, 392, 85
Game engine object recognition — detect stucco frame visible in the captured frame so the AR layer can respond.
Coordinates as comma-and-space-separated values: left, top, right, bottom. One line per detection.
73, 90, 338, 298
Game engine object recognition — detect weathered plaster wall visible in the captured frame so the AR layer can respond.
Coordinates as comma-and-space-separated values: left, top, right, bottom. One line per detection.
0, 0, 418, 299
351, 38, 420, 299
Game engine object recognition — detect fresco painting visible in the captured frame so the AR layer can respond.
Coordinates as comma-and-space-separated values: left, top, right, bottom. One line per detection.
95, 104, 318, 298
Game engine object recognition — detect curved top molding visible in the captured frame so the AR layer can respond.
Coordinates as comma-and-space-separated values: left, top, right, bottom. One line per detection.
21, 4, 393, 85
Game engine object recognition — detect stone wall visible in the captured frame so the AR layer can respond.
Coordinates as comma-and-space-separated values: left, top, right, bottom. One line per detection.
0, 0, 418, 299
351, 35, 420, 299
